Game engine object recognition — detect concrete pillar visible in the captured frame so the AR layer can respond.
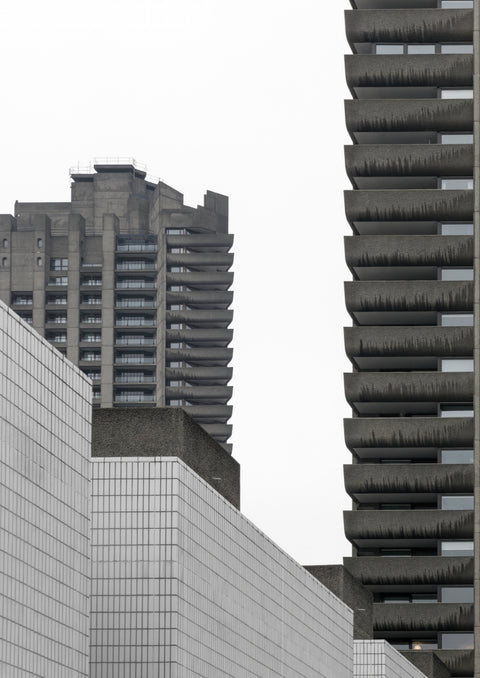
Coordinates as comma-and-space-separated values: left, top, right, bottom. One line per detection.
100, 215, 117, 407
67, 214, 84, 365
32, 215, 50, 337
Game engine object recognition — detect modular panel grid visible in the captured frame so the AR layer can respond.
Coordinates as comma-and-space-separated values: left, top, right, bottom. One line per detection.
354, 641, 428, 678
0, 301, 91, 677
91, 457, 353, 678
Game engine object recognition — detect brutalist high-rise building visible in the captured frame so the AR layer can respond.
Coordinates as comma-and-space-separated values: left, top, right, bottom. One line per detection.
341, 1, 479, 676
0, 160, 233, 451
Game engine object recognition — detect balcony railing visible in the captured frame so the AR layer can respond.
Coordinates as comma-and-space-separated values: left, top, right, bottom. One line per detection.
115, 393, 155, 403
116, 244, 157, 252
116, 299, 156, 308
116, 337, 155, 345
115, 356, 155, 365
116, 280, 156, 289
115, 375, 155, 383
116, 262, 156, 271
116, 318, 156, 326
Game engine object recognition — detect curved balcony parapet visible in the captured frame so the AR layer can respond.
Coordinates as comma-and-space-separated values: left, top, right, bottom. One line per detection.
345, 371, 473, 404
165, 367, 232, 381
166, 310, 233, 326
373, 603, 473, 632
166, 233, 234, 250
433, 650, 473, 676
345, 54, 472, 88
166, 272, 233, 289
201, 423, 232, 442
344, 463, 473, 495
344, 416, 474, 449
344, 509, 473, 540
345, 9, 472, 44
344, 326, 473, 359
166, 290, 233, 307
345, 98, 473, 133
180, 404, 232, 422
165, 347, 233, 365
165, 385, 232, 401
345, 280, 472, 312
166, 328, 233, 345
344, 556, 473, 586
166, 253, 233, 267
345, 144, 473, 178
345, 189, 473, 223
345, 235, 472, 267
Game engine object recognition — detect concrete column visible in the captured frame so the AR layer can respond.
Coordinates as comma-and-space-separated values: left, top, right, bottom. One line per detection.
67, 214, 84, 365
473, 2, 480, 675
100, 215, 117, 408
32, 215, 49, 336
0, 216, 14, 306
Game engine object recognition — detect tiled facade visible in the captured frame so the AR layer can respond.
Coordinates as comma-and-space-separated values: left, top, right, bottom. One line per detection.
91, 457, 354, 678
0, 300, 91, 677
354, 641, 428, 678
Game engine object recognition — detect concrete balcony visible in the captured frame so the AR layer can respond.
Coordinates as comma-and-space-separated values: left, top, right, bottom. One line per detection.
165, 347, 233, 366
166, 272, 233, 290
344, 417, 473, 450
345, 372, 473, 404
180, 404, 232, 423
345, 9, 472, 44
345, 144, 473, 179
166, 233, 233, 251
345, 98, 473, 133
374, 603, 473, 632
345, 280, 473, 312
434, 650, 473, 677
165, 367, 232, 384
165, 385, 232, 403
166, 290, 233, 308
344, 326, 473, 360
166, 309, 233, 328
344, 556, 473, 586
166, 252, 233, 270
200, 422, 232, 442
344, 189, 473, 223
345, 235, 472, 268
344, 509, 473, 541
344, 464, 473, 496
166, 328, 233, 347
345, 54, 472, 88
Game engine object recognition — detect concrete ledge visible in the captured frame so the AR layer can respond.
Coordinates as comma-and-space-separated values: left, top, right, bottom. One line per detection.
345, 9, 472, 44
345, 280, 473, 312
345, 189, 473, 222
401, 651, 452, 678
92, 407, 240, 508
345, 235, 473, 267
374, 602, 473, 632
344, 371, 473, 403
344, 509, 473, 540
344, 463, 473, 495
344, 556, 473, 586
433, 650, 473, 676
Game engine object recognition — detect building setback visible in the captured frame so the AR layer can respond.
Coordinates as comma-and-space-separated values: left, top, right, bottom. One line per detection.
0, 300, 91, 677
342, 1, 477, 677
0, 160, 234, 451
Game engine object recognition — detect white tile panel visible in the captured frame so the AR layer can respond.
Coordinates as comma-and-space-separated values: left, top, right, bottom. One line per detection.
354, 640, 428, 678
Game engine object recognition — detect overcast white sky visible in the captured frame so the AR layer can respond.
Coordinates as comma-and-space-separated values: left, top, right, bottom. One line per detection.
2, 0, 353, 565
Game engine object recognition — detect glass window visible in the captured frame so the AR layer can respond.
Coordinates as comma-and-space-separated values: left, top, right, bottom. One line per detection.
36, 257, 42, 267
48, 276, 68, 286
440, 133, 473, 144
440, 89, 474, 99
440, 541, 473, 556
441, 0, 473, 7
37, 238, 43, 248
2, 257, 7, 267
441, 495, 474, 510
440, 633, 474, 650
440, 178, 473, 189
440, 268, 473, 280
375, 44, 404, 54
50, 258, 68, 271
407, 45, 436, 54
440, 223, 473, 235
441, 44, 474, 54
440, 405, 474, 417
2, 238, 7, 248
440, 313, 473, 326
410, 641, 438, 650
440, 587, 474, 603
440, 449, 473, 464
440, 359, 473, 372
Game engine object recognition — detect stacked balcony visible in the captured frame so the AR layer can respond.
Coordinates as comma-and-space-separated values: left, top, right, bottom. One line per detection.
165, 229, 234, 450
343, 2, 474, 671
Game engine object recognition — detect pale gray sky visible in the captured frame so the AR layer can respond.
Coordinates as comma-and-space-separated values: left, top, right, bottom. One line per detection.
2, 0, 353, 565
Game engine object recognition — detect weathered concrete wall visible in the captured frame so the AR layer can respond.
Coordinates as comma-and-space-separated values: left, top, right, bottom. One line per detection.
345, 234, 473, 266
344, 463, 473, 494
346, 54, 472, 87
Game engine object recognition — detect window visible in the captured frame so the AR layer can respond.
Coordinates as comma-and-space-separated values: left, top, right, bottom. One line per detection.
49, 333, 66, 343
165, 228, 185, 235
440, 313, 473, 326
441, 495, 474, 510
440, 44, 474, 54
2, 257, 7, 267
2, 239, 7, 248
83, 296, 102, 305
440, 223, 473, 235
407, 45, 436, 54
84, 370, 101, 380
440, 0, 473, 7
82, 276, 102, 286
12, 294, 32, 305
82, 351, 101, 361
82, 314, 101, 323
440, 89, 474, 99
440, 587, 474, 603
50, 258, 68, 271
440, 405, 474, 417
47, 315, 67, 324
82, 333, 101, 343
440, 268, 473, 281
440, 541, 473, 556
92, 388, 101, 399
49, 276, 68, 286
47, 295, 67, 305
440, 358, 473, 372
36, 257, 42, 267
440, 133, 473, 144
37, 238, 43, 248
375, 44, 403, 54
440, 178, 473, 189
440, 633, 474, 650
440, 449, 473, 464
